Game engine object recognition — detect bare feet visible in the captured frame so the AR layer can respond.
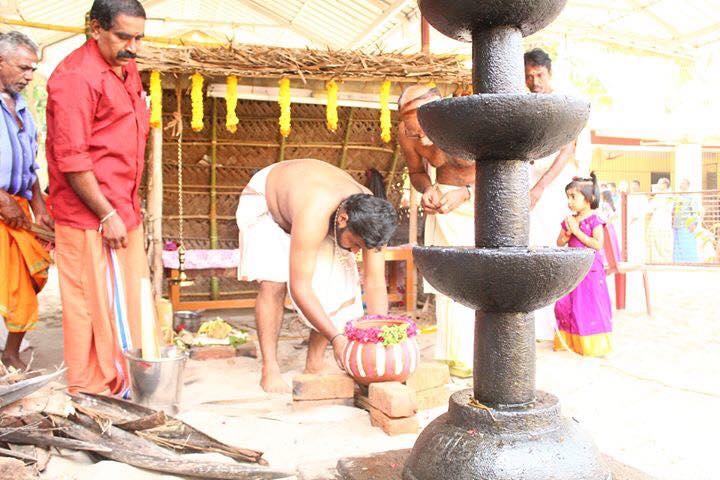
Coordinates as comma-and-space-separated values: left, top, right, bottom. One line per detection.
304, 354, 327, 374
1, 353, 27, 371
260, 369, 290, 394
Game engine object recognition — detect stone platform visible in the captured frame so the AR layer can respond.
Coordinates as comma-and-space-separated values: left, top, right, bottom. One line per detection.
336, 449, 656, 480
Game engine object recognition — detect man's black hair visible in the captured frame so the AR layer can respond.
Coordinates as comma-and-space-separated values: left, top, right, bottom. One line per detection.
343, 193, 398, 250
524, 48, 552, 72
566, 172, 601, 210
90, 0, 146, 30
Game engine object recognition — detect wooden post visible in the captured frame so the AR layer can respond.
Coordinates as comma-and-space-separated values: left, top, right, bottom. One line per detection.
148, 125, 164, 299
339, 108, 355, 169
276, 133, 286, 163
385, 142, 401, 198
408, 187, 419, 311
421, 16, 431, 54
209, 97, 220, 300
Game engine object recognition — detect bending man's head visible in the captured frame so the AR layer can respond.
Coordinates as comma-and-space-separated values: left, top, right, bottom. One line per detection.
336, 194, 398, 252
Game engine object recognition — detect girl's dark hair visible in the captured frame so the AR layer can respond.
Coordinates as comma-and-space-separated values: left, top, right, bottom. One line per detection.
566, 172, 600, 210
601, 190, 615, 212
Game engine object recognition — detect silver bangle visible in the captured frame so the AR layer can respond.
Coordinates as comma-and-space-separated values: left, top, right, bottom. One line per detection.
99, 209, 117, 224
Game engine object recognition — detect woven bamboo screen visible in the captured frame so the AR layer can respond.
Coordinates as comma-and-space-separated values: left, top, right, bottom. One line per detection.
156, 90, 406, 301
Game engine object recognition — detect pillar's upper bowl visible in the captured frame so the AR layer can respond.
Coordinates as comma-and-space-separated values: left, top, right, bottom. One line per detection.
417, 94, 589, 162
418, 0, 568, 41
413, 246, 594, 313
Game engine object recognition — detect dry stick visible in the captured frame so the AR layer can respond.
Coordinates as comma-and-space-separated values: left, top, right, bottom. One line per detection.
0, 427, 112, 452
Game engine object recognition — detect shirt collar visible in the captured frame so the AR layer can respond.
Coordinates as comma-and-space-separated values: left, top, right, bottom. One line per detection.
0, 91, 27, 114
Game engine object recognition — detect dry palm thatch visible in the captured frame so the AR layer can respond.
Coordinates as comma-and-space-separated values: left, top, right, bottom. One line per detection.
137, 44, 471, 83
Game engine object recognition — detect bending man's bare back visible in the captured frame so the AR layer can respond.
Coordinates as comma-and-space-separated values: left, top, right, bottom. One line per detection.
237, 159, 398, 393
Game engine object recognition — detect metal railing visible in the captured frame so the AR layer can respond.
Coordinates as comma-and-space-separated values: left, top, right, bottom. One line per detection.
616, 190, 720, 266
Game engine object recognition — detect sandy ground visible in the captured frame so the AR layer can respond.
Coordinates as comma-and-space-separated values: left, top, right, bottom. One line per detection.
18, 267, 720, 480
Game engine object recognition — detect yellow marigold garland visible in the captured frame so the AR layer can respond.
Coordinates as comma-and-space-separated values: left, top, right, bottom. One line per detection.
225, 75, 239, 133
326, 80, 339, 132
190, 73, 204, 132
149, 70, 162, 128
278, 78, 291, 137
380, 80, 392, 143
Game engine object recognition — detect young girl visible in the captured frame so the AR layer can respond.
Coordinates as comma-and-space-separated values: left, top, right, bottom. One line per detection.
554, 174, 613, 356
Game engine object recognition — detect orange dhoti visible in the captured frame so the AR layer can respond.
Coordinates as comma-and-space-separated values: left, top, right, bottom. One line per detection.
55, 224, 149, 395
0, 197, 51, 333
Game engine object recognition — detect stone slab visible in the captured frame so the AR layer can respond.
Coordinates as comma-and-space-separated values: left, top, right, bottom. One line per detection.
336, 450, 657, 480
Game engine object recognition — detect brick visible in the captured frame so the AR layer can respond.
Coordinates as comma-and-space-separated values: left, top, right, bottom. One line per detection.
292, 373, 355, 401
190, 345, 236, 360
368, 382, 417, 418
235, 340, 258, 358
415, 385, 451, 411
405, 361, 450, 392
291, 398, 354, 412
369, 406, 419, 436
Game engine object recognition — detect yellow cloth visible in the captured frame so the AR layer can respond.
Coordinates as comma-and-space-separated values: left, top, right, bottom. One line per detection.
0, 196, 51, 332
423, 184, 475, 374
554, 330, 612, 357
236, 164, 363, 330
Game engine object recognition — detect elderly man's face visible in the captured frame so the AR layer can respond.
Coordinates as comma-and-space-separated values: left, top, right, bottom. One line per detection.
0, 46, 37, 95
525, 64, 551, 93
91, 14, 145, 69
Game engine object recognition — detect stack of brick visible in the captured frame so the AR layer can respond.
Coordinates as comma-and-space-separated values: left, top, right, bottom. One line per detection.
354, 361, 451, 436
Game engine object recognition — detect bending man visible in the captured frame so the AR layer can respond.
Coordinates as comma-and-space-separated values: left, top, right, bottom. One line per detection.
236, 159, 398, 393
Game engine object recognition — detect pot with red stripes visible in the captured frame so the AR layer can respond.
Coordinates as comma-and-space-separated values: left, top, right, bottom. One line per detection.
342, 315, 420, 386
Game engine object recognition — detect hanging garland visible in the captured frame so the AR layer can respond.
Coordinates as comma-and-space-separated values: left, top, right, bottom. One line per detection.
149, 70, 162, 128
225, 75, 239, 133
326, 79, 338, 132
380, 80, 392, 143
278, 77, 291, 137
190, 73, 204, 132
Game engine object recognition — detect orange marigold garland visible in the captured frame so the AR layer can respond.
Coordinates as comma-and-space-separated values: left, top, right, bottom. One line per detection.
190, 73, 204, 132
380, 80, 392, 143
149, 71, 162, 128
326, 80, 339, 132
278, 78, 291, 137
226, 75, 239, 133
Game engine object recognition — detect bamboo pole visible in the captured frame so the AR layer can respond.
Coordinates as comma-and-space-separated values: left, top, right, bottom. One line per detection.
385, 142, 402, 197
276, 134, 286, 163
162, 140, 394, 153
210, 98, 220, 300
339, 108, 355, 169
148, 125, 164, 298
408, 187, 419, 311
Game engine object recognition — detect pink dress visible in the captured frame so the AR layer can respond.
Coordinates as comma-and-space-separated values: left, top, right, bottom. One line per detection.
554, 214, 613, 356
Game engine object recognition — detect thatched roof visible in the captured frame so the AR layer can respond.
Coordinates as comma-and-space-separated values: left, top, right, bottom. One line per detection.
137, 44, 471, 84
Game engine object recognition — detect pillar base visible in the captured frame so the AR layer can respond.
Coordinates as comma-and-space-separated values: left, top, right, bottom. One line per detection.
402, 389, 610, 480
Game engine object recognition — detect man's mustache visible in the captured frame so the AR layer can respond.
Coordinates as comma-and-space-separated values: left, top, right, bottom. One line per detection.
117, 50, 137, 60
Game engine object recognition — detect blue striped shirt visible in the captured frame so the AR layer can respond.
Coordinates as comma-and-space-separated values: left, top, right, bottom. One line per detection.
0, 93, 38, 200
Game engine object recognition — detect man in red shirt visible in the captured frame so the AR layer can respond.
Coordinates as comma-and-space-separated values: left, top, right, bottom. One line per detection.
46, 0, 151, 395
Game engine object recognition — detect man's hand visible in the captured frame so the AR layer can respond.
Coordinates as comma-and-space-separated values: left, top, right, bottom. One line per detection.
530, 184, 544, 211
102, 214, 128, 249
0, 195, 31, 230
439, 187, 470, 214
33, 212, 54, 231
421, 185, 442, 214
331, 334, 349, 371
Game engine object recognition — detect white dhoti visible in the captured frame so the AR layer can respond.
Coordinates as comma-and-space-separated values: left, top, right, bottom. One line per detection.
529, 153, 577, 340
424, 184, 475, 376
236, 165, 364, 330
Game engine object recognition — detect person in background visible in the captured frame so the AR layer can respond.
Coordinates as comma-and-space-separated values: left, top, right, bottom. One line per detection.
626, 179, 649, 263
554, 173, 612, 356
648, 178, 673, 263
672, 178, 700, 263
0, 31, 52, 370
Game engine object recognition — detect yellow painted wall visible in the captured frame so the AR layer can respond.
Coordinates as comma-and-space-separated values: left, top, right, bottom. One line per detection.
590, 147, 675, 191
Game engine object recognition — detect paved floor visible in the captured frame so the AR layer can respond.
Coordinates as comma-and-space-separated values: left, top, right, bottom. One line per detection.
22, 267, 720, 480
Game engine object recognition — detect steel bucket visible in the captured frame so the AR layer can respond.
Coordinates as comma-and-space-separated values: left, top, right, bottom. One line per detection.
173, 310, 203, 332
123, 346, 188, 414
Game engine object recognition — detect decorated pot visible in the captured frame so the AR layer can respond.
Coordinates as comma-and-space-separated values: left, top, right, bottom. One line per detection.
342, 315, 420, 386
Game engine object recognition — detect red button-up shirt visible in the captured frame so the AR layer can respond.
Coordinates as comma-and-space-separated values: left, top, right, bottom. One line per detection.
46, 38, 150, 230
